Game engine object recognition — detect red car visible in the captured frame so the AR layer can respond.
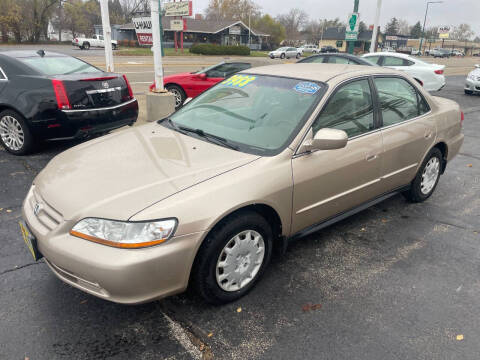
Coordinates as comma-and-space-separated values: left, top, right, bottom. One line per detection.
150, 60, 269, 109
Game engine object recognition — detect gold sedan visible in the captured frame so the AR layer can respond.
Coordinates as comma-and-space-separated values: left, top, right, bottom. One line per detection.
21, 64, 464, 304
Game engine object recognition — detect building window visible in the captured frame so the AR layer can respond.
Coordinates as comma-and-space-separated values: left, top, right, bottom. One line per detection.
336, 40, 343, 47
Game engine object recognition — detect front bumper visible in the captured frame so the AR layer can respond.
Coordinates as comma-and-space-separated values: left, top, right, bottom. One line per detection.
31, 98, 139, 140
465, 78, 480, 92
22, 185, 204, 304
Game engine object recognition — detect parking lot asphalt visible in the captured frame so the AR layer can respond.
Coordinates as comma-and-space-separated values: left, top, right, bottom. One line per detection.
1, 75, 480, 360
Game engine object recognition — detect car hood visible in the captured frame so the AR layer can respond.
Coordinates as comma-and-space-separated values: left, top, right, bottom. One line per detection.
34, 123, 259, 221
164, 72, 193, 82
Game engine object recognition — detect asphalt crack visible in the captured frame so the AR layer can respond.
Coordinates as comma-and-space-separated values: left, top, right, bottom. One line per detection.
0, 260, 43, 277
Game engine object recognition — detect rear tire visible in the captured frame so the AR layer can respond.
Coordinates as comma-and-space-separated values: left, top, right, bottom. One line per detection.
403, 148, 442, 203
112, 43, 117, 50
280, 53, 285, 59
0, 110, 34, 155
296, 53, 301, 59
191, 210, 273, 305
166, 84, 186, 109
83, 42, 90, 50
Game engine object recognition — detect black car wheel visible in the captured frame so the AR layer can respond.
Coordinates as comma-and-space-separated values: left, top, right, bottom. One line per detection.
465, 90, 473, 95
83, 42, 90, 50
0, 110, 34, 155
280, 53, 285, 59
403, 148, 442, 203
296, 53, 301, 59
112, 43, 117, 50
191, 210, 273, 304
166, 84, 186, 109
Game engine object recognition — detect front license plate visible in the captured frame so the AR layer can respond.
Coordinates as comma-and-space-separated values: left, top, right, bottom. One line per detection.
19, 221, 43, 261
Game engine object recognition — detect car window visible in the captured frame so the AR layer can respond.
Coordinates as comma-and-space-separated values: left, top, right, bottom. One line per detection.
383, 56, 408, 66
19, 56, 101, 75
300, 56, 326, 63
364, 56, 381, 65
206, 63, 251, 78
328, 56, 351, 64
374, 77, 426, 127
99, 36, 104, 40
168, 75, 326, 156
92, 35, 97, 39
312, 79, 374, 138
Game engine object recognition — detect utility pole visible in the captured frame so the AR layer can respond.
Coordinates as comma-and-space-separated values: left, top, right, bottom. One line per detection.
151, 0, 164, 91
419, 1, 443, 54
369, 0, 382, 53
99, 0, 114, 72
347, 0, 359, 54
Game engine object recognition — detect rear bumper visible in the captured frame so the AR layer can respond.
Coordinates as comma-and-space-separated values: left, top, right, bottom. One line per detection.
31, 99, 139, 140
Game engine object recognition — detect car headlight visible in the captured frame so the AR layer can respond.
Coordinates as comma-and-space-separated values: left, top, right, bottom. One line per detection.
70, 218, 177, 248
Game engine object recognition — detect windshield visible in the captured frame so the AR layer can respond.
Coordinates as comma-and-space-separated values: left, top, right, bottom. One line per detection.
164, 74, 326, 155
193, 62, 223, 74
276, 47, 288, 51
20, 56, 101, 75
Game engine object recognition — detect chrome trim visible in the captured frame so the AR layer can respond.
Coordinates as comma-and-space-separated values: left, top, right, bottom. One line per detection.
0, 66, 8, 81
61, 98, 137, 113
381, 163, 418, 179
296, 178, 381, 214
86, 86, 121, 95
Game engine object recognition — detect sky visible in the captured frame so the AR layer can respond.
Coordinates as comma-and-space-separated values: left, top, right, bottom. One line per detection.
191, 0, 480, 37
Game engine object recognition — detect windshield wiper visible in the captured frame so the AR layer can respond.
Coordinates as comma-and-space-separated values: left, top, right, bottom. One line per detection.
177, 125, 238, 151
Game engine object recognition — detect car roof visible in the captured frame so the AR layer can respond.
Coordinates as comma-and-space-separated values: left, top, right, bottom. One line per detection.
243, 63, 399, 83
0, 50, 69, 58
364, 52, 411, 59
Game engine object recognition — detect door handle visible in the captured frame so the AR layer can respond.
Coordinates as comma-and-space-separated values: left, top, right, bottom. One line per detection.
366, 154, 378, 161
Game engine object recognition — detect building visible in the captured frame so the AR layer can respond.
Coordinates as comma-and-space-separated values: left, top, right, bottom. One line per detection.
383, 34, 409, 49
97, 18, 270, 50
319, 27, 383, 53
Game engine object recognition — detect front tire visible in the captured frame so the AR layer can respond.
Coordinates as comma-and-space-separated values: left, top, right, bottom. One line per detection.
191, 211, 273, 305
83, 42, 90, 50
112, 43, 117, 50
296, 53, 301, 59
465, 89, 473, 95
403, 148, 442, 203
0, 110, 34, 155
166, 84, 186, 109
280, 53, 285, 59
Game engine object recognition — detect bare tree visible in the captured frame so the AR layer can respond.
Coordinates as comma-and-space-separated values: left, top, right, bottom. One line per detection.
276, 8, 308, 40
451, 23, 474, 41
397, 19, 410, 36
204, 0, 261, 25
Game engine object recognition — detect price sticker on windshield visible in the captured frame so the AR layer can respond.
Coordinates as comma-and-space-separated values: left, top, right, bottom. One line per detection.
293, 82, 321, 95
221, 74, 256, 88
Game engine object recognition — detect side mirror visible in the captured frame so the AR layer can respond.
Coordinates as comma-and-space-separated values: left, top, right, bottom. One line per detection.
301, 128, 348, 152
197, 73, 207, 80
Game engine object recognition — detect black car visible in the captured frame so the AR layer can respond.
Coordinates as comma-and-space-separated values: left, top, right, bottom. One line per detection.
297, 53, 374, 66
0, 50, 138, 155
320, 46, 339, 53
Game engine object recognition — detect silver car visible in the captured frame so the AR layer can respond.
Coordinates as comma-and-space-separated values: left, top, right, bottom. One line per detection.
465, 64, 480, 95
269, 47, 301, 60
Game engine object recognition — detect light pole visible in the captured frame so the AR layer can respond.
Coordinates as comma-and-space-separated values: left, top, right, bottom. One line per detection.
369, 0, 382, 53
419, 1, 443, 54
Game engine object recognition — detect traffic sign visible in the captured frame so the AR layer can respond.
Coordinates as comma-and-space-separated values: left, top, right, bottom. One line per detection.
346, 12, 360, 41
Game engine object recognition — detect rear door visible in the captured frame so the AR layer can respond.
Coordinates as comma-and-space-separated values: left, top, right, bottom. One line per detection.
374, 76, 435, 192
291, 78, 383, 234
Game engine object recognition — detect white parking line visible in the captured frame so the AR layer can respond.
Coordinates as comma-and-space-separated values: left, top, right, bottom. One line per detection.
163, 313, 202, 359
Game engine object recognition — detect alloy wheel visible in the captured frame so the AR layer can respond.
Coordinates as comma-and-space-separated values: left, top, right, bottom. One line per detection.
0, 115, 24, 151
169, 88, 183, 107
216, 230, 265, 292
420, 157, 440, 195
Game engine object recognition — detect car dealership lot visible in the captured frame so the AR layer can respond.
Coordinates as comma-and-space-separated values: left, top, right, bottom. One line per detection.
1, 61, 480, 360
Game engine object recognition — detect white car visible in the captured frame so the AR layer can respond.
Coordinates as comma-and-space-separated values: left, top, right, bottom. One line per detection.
298, 44, 320, 54
72, 35, 118, 50
411, 48, 422, 56
363, 52, 446, 92
268, 47, 301, 60
465, 64, 480, 95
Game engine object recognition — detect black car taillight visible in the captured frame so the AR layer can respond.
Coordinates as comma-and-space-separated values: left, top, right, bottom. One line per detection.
52, 79, 71, 110
122, 74, 134, 99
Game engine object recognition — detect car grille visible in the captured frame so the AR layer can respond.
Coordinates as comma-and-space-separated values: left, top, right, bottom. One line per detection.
27, 187, 63, 233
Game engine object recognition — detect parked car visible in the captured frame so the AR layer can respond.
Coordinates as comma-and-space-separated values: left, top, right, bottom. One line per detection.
268, 47, 301, 59
381, 46, 396, 53
465, 64, 480, 95
298, 53, 374, 66
21, 64, 464, 305
320, 45, 339, 53
411, 48, 422, 56
473, 53, 480, 57
298, 44, 320, 54
72, 35, 118, 50
362, 52, 446, 91
452, 50, 465, 57
430, 48, 451, 58
0, 50, 138, 155
149, 60, 270, 109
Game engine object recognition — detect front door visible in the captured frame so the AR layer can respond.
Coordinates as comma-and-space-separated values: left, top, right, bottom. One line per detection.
291, 78, 383, 234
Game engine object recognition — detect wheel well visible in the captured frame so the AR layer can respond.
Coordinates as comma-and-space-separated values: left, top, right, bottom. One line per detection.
164, 83, 185, 96
0, 104, 23, 117
433, 142, 448, 173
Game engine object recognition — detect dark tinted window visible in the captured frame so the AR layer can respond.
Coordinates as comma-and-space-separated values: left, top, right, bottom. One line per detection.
374, 77, 428, 127
300, 56, 326, 63
206, 63, 251, 78
313, 79, 374, 137
19, 56, 101, 75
